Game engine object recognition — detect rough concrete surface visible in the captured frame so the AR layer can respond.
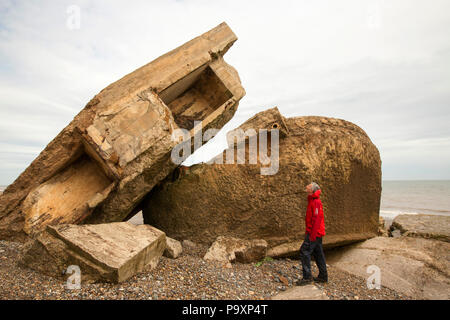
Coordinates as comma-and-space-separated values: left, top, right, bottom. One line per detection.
0, 22, 245, 240
389, 214, 450, 242
143, 107, 381, 248
19, 222, 166, 283
326, 236, 450, 299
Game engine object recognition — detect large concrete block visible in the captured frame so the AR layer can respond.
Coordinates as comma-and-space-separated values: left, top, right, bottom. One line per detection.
143, 107, 382, 248
19, 222, 166, 283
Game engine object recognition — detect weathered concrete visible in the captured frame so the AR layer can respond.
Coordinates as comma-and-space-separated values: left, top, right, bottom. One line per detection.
182, 240, 198, 249
266, 233, 377, 259
164, 236, 183, 259
378, 216, 389, 237
326, 236, 450, 299
127, 211, 144, 225
271, 285, 329, 300
143, 107, 381, 248
0, 22, 245, 240
389, 214, 450, 242
19, 222, 166, 283
203, 236, 268, 264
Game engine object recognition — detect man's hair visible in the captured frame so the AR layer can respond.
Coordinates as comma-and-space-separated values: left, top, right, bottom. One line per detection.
310, 182, 320, 192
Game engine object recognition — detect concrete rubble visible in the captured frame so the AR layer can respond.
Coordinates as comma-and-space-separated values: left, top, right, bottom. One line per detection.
203, 236, 268, 265
0, 21, 403, 294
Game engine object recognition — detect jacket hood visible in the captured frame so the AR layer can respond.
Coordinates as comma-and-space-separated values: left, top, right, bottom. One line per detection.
308, 189, 321, 200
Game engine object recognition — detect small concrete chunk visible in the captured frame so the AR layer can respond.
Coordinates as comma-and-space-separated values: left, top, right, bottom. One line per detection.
164, 237, 183, 259
182, 239, 198, 249
203, 236, 267, 264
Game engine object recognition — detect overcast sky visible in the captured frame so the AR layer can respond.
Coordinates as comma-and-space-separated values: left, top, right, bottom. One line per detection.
0, 0, 449, 185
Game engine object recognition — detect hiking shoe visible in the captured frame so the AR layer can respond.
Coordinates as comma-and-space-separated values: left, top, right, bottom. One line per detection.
295, 278, 313, 286
313, 276, 328, 283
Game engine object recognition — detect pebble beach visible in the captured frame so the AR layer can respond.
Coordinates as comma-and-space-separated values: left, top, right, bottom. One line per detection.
0, 239, 410, 300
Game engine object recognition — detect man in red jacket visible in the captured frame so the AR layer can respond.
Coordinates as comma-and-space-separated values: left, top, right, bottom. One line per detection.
296, 182, 328, 285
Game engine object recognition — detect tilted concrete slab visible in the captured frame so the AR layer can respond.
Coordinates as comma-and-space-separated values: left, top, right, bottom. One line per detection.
0, 22, 245, 240
389, 214, 450, 242
326, 237, 450, 299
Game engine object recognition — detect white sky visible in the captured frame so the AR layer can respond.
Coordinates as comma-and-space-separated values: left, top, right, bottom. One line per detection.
0, 0, 449, 185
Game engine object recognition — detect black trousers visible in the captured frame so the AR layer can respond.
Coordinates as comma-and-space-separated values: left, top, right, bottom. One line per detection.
299, 234, 328, 280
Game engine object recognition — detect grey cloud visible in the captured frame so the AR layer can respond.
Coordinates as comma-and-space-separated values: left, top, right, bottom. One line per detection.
1, 0, 450, 184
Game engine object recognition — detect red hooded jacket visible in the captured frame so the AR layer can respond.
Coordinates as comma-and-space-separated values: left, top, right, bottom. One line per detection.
305, 190, 326, 242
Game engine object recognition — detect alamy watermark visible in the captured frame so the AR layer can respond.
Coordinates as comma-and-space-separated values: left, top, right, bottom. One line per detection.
366, 265, 381, 289
66, 5, 81, 30
366, 0, 383, 30
170, 121, 279, 175
65, 265, 81, 290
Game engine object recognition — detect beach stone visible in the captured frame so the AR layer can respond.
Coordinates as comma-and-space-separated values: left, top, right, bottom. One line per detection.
378, 216, 388, 237
0, 22, 245, 241
203, 236, 267, 263
143, 107, 381, 248
19, 222, 166, 283
390, 229, 402, 238
271, 284, 329, 300
389, 214, 450, 242
326, 236, 450, 299
182, 240, 198, 249
164, 237, 182, 259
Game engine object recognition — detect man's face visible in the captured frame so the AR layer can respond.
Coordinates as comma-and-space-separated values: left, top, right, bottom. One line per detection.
305, 184, 313, 195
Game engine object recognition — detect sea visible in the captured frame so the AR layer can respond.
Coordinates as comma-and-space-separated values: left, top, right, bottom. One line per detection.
381, 180, 450, 220
1, 181, 449, 221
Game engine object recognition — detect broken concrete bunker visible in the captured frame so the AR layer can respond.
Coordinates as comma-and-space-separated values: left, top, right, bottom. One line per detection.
142, 107, 382, 249
0, 22, 245, 240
